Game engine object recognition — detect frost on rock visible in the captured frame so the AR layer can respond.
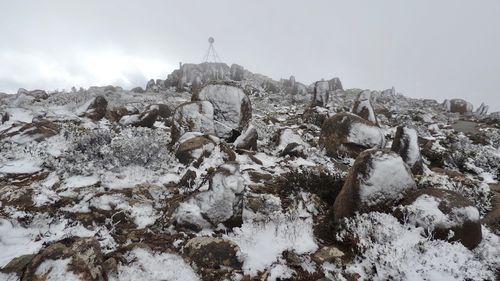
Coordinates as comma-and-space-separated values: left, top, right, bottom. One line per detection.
227, 214, 318, 276
396, 188, 482, 249
171, 101, 215, 143
352, 90, 378, 126
391, 125, 424, 175
111, 248, 200, 281
175, 163, 244, 230
334, 212, 497, 281
320, 112, 386, 158
334, 149, 416, 220
193, 83, 252, 141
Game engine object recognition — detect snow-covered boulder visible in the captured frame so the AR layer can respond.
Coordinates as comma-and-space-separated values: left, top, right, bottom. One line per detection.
106, 105, 139, 123
319, 113, 386, 158
81, 95, 108, 121
352, 90, 378, 126
233, 125, 258, 151
1, 112, 9, 124
328, 77, 343, 91
146, 104, 172, 119
391, 126, 424, 175
171, 101, 215, 144
475, 102, 489, 116
1, 119, 59, 143
11, 237, 104, 280
193, 82, 252, 142
130, 86, 145, 93
119, 107, 158, 128
312, 81, 330, 107
333, 149, 416, 221
174, 134, 217, 166
396, 188, 482, 249
145, 79, 159, 92
448, 98, 473, 114
174, 163, 244, 229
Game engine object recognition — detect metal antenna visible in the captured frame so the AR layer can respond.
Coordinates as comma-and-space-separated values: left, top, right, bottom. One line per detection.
203, 37, 221, 63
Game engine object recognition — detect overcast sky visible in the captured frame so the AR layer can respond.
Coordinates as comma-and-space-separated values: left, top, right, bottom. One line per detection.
1, 0, 499, 111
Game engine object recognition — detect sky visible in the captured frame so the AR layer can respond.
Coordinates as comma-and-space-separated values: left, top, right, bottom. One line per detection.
0, 0, 499, 111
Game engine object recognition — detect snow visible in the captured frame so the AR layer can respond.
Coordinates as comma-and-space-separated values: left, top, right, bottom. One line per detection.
129, 203, 159, 228
0, 158, 42, 174
110, 248, 200, 281
34, 258, 83, 281
277, 128, 307, 151
64, 175, 99, 188
359, 151, 415, 206
227, 215, 318, 276
0, 217, 100, 268
336, 212, 497, 280
347, 122, 385, 149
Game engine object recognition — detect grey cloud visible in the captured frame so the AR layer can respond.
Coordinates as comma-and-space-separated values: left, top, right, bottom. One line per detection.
0, 0, 499, 110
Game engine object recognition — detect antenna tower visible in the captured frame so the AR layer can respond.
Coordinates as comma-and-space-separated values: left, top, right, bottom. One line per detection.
203, 37, 221, 63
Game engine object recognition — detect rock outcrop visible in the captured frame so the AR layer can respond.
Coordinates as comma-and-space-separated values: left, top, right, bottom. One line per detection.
352, 90, 378, 125
475, 102, 489, 116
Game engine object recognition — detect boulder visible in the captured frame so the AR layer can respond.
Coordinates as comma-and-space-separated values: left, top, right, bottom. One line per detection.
171, 101, 215, 144
2, 112, 9, 124
175, 163, 244, 229
233, 125, 258, 151
19, 237, 104, 281
352, 90, 378, 125
396, 188, 482, 249
145, 79, 158, 92
312, 81, 330, 107
0, 119, 59, 143
146, 104, 172, 119
328, 77, 343, 91
184, 237, 241, 269
391, 126, 424, 175
175, 134, 216, 166
230, 64, 245, 81
106, 105, 139, 123
449, 98, 473, 114
475, 102, 489, 116
280, 142, 306, 158
121, 107, 158, 128
333, 149, 416, 221
81, 95, 108, 121
319, 113, 386, 158
192, 82, 252, 142
130, 87, 145, 93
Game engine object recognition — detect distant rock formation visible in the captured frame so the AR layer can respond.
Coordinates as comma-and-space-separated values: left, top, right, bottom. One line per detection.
475, 102, 489, 116
352, 90, 378, 126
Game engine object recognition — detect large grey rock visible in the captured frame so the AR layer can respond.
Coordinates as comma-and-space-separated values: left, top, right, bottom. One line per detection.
333, 149, 416, 221
171, 101, 215, 144
193, 82, 252, 142
319, 112, 386, 158
352, 90, 378, 126
391, 126, 424, 175
448, 98, 473, 114
175, 163, 244, 229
